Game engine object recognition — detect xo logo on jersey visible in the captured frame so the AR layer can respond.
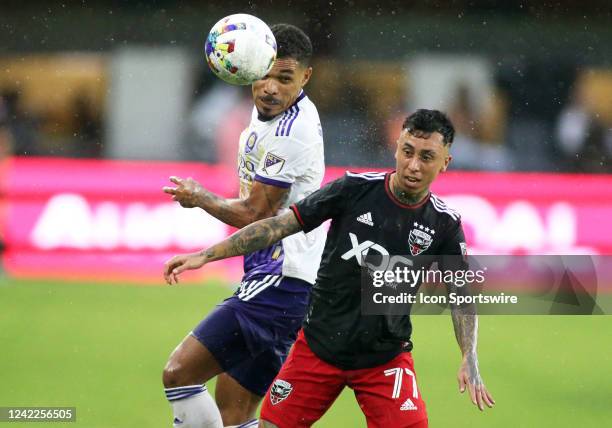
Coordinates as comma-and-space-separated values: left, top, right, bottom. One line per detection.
409, 222, 434, 256
270, 379, 293, 405
341, 233, 390, 266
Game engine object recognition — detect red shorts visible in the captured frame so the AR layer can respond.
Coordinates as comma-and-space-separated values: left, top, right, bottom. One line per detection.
260, 330, 428, 428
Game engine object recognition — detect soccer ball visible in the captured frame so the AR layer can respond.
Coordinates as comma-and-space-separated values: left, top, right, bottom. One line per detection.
205, 14, 277, 85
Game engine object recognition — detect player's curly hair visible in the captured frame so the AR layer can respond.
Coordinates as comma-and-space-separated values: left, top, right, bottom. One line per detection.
271, 23, 313, 66
403, 109, 455, 146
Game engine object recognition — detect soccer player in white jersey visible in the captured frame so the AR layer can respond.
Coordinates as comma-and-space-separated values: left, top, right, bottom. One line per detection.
161, 24, 325, 428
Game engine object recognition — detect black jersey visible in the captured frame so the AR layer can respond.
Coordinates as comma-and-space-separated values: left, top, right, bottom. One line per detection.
290, 171, 467, 369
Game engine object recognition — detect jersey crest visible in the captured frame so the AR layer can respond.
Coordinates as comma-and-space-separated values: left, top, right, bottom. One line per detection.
409, 222, 435, 256
245, 131, 258, 154
270, 379, 293, 405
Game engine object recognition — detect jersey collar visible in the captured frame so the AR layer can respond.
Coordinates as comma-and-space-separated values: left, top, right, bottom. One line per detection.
291, 90, 306, 107
254, 91, 306, 123
385, 172, 430, 209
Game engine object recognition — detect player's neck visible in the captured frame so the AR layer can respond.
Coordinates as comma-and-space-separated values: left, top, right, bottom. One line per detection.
389, 173, 429, 206
257, 111, 276, 122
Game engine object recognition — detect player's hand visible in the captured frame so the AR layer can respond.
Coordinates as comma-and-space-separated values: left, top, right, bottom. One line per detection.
457, 353, 495, 411
163, 176, 204, 208
163, 252, 207, 285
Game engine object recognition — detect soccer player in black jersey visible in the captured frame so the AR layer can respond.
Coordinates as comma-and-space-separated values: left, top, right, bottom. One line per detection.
164, 109, 495, 427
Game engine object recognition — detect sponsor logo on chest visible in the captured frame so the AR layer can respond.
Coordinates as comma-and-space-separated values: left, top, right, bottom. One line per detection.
356, 212, 374, 226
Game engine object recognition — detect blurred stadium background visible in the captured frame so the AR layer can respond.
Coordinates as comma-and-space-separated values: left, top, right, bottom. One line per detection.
0, 1, 611, 427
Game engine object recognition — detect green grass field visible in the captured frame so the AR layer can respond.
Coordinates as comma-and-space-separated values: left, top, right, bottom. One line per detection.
1, 278, 611, 427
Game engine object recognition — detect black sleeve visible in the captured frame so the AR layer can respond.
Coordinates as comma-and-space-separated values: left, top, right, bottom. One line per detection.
437, 220, 469, 271
290, 175, 348, 233
437, 220, 476, 308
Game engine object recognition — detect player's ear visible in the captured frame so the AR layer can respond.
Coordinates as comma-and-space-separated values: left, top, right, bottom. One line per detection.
301, 66, 313, 87
440, 155, 452, 172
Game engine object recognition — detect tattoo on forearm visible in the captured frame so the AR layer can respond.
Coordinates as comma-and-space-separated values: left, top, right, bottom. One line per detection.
198, 186, 288, 229
451, 308, 477, 354
197, 189, 254, 228
451, 304, 482, 384
199, 212, 301, 262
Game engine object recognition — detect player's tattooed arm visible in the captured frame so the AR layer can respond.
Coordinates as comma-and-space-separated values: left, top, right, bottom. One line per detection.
448, 289, 495, 411
163, 176, 289, 228
208, 210, 300, 261
163, 211, 301, 284
450, 298, 478, 357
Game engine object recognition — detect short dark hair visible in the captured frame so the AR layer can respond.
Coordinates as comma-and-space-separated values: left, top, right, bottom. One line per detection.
270, 23, 313, 66
402, 109, 455, 146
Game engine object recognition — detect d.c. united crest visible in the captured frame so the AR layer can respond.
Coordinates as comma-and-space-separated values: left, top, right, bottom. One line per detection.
270, 379, 293, 405
409, 222, 434, 256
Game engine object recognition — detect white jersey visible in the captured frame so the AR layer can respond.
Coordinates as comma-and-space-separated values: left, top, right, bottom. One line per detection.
237, 91, 325, 285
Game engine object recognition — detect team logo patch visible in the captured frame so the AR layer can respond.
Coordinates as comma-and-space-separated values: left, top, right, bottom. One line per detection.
409, 222, 434, 256
262, 152, 285, 175
245, 131, 258, 154
460, 242, 468, 261
270, 379, 293, 405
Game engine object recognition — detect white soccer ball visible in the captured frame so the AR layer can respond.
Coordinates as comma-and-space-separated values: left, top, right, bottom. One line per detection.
205, 14, 277, 85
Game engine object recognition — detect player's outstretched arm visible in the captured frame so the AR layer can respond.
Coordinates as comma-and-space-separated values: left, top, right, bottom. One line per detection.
163, 211, 301, 285
163, 176, 289, 228
448, 294, 496, 411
